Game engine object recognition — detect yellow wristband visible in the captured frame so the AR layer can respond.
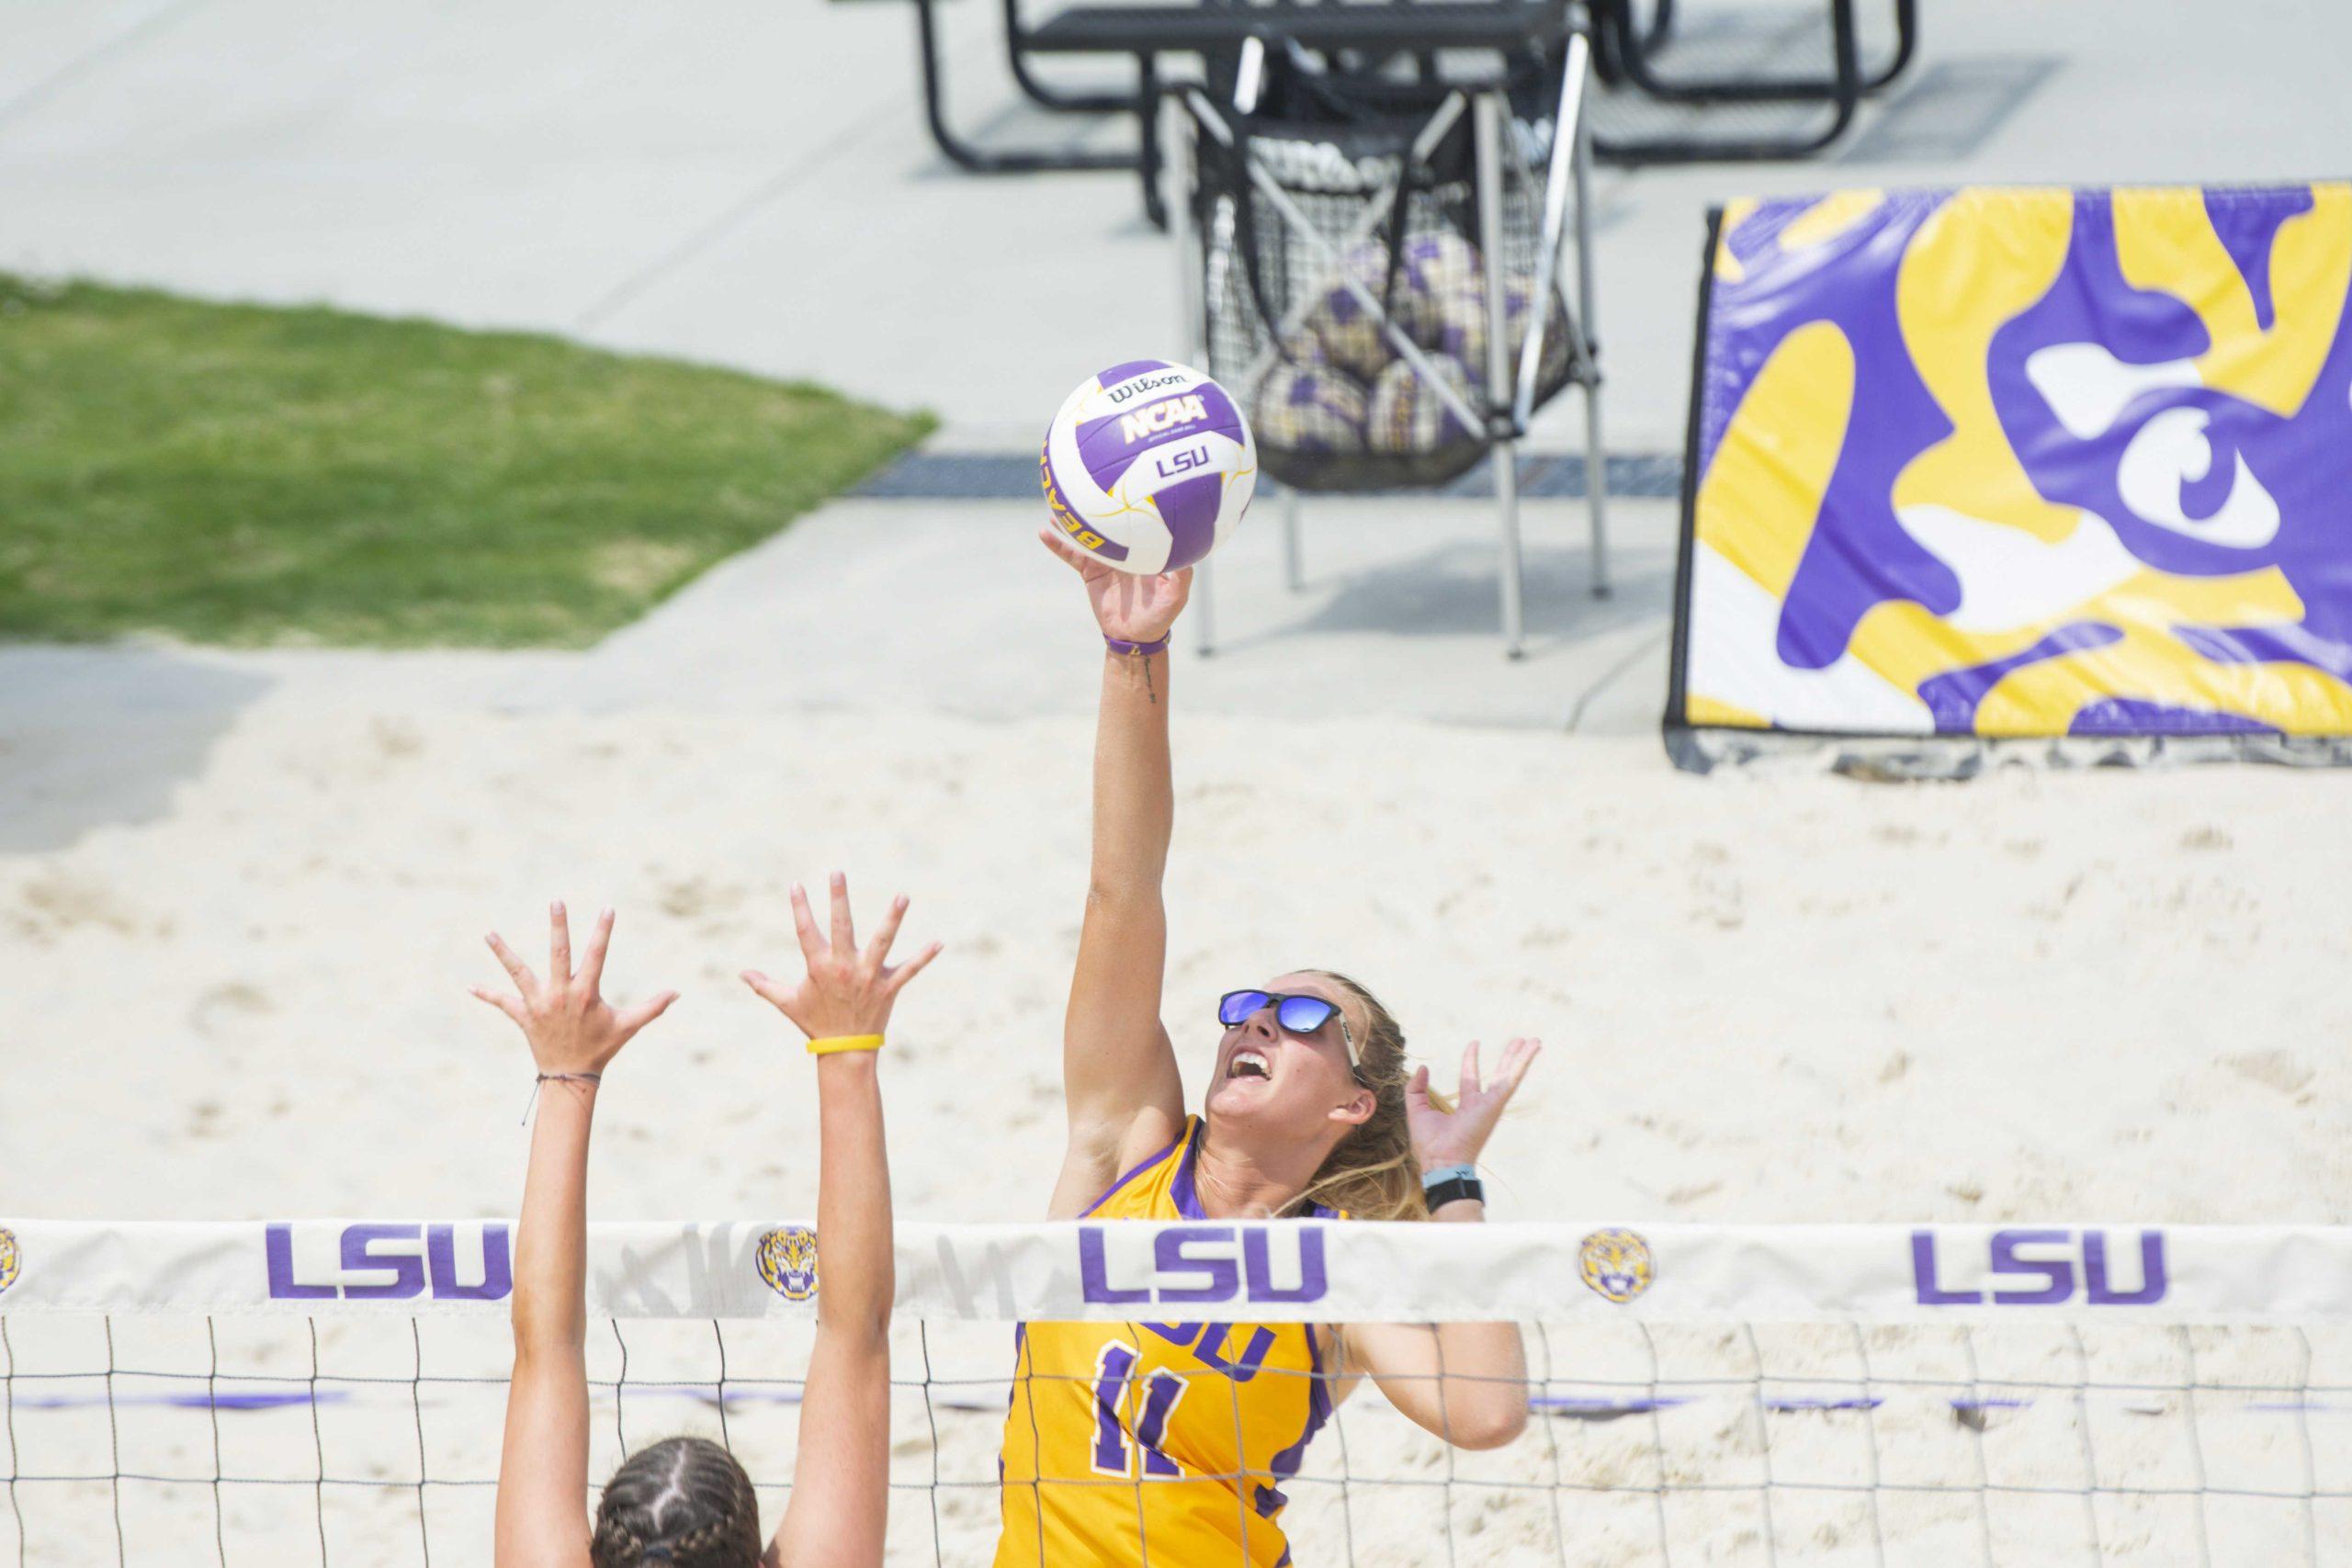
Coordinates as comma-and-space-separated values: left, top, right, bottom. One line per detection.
806, 1033, 885, 1056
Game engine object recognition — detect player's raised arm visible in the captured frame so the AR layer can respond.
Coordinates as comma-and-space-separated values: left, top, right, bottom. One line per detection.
476, 905, 677, 1568
1039, 527, 1193, 1216
744, 874, 939, 1568
1337, 1038, 1541, 1450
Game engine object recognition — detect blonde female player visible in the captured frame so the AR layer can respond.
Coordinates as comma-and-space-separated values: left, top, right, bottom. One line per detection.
478, 879, 938, 1568
995, 532, 1542, 1567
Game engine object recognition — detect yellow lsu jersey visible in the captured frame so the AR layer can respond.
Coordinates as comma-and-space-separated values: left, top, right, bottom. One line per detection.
995, 1117, 1338, 1568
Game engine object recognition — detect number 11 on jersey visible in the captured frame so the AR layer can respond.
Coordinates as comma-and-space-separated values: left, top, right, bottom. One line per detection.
1091, 1343, 1187, 1478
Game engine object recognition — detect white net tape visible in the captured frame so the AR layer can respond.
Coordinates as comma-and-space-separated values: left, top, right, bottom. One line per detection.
2, 1221, 2347, 1565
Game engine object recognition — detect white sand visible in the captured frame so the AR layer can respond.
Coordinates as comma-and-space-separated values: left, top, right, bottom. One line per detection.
3, 694, 2347, 1563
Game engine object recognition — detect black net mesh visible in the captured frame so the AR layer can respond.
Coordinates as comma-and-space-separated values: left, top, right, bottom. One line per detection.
1192, 52, 1578, 493
6, 1312, 2352, 1565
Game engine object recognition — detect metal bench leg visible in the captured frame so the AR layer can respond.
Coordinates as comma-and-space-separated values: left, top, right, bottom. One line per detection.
911, 0, 1139, 175
1002, 0, 1140, 114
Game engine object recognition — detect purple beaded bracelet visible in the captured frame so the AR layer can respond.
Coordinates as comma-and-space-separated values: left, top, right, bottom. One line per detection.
1105, 635, 1170, 657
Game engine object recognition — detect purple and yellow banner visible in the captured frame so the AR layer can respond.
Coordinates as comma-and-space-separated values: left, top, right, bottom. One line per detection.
1668, 182, 2352, 766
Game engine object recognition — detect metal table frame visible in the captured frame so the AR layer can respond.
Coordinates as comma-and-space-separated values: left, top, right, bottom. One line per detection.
1584, 0, 1917, 164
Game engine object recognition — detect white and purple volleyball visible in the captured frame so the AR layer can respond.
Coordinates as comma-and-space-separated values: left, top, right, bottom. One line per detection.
1251, 359, 1369, 453
1041, 359, 1257, 575
1430, 281, 1571, 389
1366, 354, 1482, 455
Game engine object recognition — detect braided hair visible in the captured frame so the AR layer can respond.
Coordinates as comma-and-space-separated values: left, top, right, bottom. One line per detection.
590, 1436, 762, 1568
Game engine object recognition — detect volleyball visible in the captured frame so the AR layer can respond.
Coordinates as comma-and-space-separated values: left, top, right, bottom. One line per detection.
1040, 358, 1258, 575
1305, 264, 1395, 381
1366, 353, 1483, 454
1396, 231, 1483, 337
1430, 280, 1573, 389
1250, 358, 1370, 453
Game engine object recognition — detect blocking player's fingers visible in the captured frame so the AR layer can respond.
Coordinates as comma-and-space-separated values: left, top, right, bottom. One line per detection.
863, 894, 910, 972
469, 986, 527, 1027
578, 907, 616, 994
548, 901, 571, 987
615, 989, 679, 1042
884, 940, 944, 996
741, 970, 791, 1010
789, 881, 824, 962
485, 931, 539, 1000
1404, 1063, 1433, 1111
828, 871, 855, 954
1499, 1037, 1542, 1093
1458, 1039, 1482, 1100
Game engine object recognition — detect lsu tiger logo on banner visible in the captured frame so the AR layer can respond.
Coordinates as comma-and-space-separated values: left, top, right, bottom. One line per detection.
757, 1226, 819, 1302
0, 1227, 17, 1296
1577, 1228, 1655, 1304
1668, 182, 2352, 770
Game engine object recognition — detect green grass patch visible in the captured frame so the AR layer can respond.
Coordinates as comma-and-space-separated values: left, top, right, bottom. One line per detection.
0, 275, 933, 646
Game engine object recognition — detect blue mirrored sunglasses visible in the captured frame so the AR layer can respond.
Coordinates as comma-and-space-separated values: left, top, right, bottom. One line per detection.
1216, 989, 1370, 1089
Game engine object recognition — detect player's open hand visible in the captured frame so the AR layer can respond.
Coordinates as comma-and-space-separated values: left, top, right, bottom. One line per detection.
473, 903, 678, 1077
1406, 1038, 1541, 1171
1039, 525, 1192, 644
742, 872, 942, 1047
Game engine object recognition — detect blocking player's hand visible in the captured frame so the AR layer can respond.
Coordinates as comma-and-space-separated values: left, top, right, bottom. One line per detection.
473, 903, 678, 1077
1040, 525, 1192, 644
742, 872, 941, 1046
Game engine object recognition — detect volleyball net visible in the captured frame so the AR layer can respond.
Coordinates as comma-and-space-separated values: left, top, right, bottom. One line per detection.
3, 1220, 2348, 1566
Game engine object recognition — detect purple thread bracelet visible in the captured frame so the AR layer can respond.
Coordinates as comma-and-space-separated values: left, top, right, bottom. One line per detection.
1105, 635, 1169, 657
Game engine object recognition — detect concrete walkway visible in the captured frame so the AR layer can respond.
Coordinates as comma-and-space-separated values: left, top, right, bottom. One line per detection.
6, 2, 2343, 448
3, 0, 2347, 847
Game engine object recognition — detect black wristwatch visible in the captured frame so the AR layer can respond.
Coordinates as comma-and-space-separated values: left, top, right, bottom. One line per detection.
1422, 1163, 1485, 1211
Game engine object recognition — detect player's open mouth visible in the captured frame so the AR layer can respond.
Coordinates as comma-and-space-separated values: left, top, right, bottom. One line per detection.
1227, 1049, 1272, 1081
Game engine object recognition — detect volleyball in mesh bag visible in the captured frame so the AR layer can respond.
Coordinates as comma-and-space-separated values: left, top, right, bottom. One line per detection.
1251, 350, 1369, 454
1430, 279, 1572, 389
1041, 359, 1257, 574
1366, 353, 1482, 454
1306, 232, 1480, 381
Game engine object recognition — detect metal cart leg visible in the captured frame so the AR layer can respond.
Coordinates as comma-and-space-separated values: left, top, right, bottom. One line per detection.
1572, 95, 1611, 599
1164, 91, 1216, 656
1282, 486, 1304, 592
1583, 383, 1611, 599
1474, 90, 1526, 659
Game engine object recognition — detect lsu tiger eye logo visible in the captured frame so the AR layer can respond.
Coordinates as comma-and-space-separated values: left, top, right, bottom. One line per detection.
1577, 1228, 1654, 1304
0, 1227, 18, 1295
756, 1227, 819, 1302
